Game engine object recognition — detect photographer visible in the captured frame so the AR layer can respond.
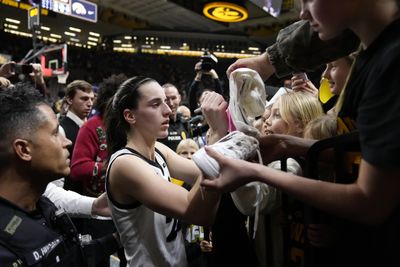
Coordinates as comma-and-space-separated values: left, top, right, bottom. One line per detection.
188, 52, 223, 115
0, 61, 47, 96
187, 53, 224, 146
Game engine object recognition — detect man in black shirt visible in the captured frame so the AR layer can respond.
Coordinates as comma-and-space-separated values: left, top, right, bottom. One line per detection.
60, 80, 94, 194
60, 79, 94, 158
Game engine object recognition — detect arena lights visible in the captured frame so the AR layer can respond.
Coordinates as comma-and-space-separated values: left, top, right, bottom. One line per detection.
5, 18, 21, 24
160, 45, 171, 50
89, 31, 100, 37
4, 28, 32, 38
134, 48, 257, 59
203, 2, 248, 23
64, 31, 76, 36
69, 27, 82, 33
113, 47, 137, 53
4, 23, 19, 30
50, 33, 62, 38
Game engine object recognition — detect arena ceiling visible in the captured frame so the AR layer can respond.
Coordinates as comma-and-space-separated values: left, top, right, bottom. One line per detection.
96, 0, 300, 42
1, 0, 301, 52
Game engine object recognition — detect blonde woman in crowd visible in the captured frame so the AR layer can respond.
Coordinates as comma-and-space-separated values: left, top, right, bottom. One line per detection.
231, 92, 324, 267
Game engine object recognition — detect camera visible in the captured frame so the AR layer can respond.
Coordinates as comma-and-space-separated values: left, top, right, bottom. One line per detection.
188, 115, 204, 129
13, 63, 34, 75
187, 115, 208, 139
200, 52, 218, 71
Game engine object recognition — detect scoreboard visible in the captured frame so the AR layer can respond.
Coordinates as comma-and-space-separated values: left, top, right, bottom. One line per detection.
41, 0, 97, 22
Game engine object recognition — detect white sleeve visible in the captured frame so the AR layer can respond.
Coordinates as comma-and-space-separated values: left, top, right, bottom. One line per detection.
230, 158, 302, 216
44, 182, 94, 218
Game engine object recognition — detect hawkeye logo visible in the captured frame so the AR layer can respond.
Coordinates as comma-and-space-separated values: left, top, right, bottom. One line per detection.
203, 2, 248, 23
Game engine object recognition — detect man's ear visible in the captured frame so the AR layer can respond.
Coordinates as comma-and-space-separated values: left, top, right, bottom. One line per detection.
123, 109, 136, 124
65, 96, 73, 106
13, 139, 32, 162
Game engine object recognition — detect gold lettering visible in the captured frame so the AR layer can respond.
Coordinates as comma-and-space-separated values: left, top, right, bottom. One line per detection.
2, 0, 19, 8
0, 1, 49, 15
19, 3, 30, 10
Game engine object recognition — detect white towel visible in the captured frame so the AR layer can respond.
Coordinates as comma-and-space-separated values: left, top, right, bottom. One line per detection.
228, 68, 266, 239
228, 68, 266, 135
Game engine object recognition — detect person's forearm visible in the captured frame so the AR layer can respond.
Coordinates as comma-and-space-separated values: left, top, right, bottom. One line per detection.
258, 134, 316, 163
187, 177, 220, 226
267, 20, 360, 78
250, 163, 381, 224
282, 135, 336, 163
285, 135, 316, 158
213, 78, 223, 95
44, 183, 94, 217
206, 127, 227, 145
188, 80, 201, 114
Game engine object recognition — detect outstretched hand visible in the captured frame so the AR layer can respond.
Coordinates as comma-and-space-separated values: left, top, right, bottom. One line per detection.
291, 73, 319, 97
91, 192, 111, 217
200, 91, 228, 141
258, 134, 315, 164
200, 147, 255, 192
226, 52, 275, 81
200, 239, 213, 252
